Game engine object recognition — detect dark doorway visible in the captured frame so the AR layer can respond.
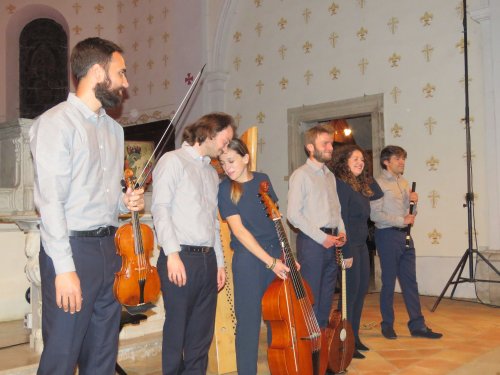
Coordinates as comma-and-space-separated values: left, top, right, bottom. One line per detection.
19, 18, 68, 119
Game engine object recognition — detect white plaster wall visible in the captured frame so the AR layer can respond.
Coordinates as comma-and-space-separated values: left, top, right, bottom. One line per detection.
221, 0, 488, 297
0, 0, 208, 132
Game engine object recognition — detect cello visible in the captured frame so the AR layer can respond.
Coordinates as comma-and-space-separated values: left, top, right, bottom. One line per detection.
326, 249, 355, 373
113, 169, 161, 308
260, 182, 329, 375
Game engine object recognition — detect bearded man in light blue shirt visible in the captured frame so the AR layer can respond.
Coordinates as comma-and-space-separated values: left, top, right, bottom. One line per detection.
287, 124, 347, 328
30, 37, 144, 375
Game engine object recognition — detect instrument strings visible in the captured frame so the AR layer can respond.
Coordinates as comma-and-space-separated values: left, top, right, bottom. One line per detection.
134, 65, 206, 190
132, 211, 146, 282
275, 219, 322, 352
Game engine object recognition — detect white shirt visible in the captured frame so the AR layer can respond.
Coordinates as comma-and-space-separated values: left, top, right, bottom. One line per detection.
151, 142, 223, 266
30, 93, 127, 274
370, 169, 414, 229
287, 158, 345, 245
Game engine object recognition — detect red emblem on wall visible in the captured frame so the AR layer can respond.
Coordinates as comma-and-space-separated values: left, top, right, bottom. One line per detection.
185, 73, 194, 85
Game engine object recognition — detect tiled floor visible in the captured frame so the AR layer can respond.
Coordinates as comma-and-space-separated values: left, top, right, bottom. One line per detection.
1, 293, 499, 374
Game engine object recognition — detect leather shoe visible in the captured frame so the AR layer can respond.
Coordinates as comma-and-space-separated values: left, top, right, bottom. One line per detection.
353, 349, 365, 359
411, 327, 443, 339
381, 326, 397, 339
355, 340, 369, 351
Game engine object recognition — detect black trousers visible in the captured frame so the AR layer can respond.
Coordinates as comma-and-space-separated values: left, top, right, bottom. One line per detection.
375, 228, 425, 332
37, 236, 121, 375
157, 249, 218, 375
296, 231, 338, 328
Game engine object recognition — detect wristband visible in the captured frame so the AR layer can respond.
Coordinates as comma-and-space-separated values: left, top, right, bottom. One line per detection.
266, 257, 277, 270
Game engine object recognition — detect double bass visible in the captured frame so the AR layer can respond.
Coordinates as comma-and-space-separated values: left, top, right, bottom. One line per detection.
260, 182, 329, 375
326, 249, 355, 373
113, 169, 160, 308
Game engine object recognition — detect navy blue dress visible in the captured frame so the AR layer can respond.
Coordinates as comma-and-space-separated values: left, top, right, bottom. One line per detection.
218, 172, 281, 375
336, 178, 383, 342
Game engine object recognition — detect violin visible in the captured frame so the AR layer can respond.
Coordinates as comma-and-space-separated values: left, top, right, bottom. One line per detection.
326, 249, 354, 373
259, 181, 329, 375
113, 169, 160, 307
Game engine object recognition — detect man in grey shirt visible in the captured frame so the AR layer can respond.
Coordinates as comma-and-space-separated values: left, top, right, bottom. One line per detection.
152, 112, 235, 375
370, 145, 442, 340
287, 124, 346, 328
30, 38, 144, 374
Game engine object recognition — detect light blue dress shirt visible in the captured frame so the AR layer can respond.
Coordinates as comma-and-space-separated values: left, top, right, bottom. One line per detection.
151, 142, 223, 267
287, 158, 345, 245
30, 93, 127, 275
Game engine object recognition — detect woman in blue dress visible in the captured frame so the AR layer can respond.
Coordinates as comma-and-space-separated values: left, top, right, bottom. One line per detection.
218, 138, 289, 375
330, 144, 383, 359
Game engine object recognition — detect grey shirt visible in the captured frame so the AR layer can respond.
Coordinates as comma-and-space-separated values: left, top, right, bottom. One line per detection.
151, 142, 223, 267
30, 93, 127, 275
287, 158, 345, 245
370, 169, 414, 229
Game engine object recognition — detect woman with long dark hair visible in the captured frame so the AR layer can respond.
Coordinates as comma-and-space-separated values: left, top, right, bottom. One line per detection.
218, 138, 289, 375
330, 144, 383, 359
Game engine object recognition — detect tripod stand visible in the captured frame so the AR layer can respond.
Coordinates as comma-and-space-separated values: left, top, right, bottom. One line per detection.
432, 0, 500, 312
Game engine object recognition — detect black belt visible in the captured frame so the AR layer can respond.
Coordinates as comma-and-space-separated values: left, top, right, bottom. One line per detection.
69, 226, 117, 237
390, 226, 407, 232
320, 227, 338, 235
180, 245, 213, 254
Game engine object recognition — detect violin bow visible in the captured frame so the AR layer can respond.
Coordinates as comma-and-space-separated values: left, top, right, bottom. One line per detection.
132, 64, 207, 189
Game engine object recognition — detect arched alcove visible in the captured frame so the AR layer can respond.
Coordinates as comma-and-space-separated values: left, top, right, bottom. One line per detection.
5, 4, 69, 121
19, 18, 68, 119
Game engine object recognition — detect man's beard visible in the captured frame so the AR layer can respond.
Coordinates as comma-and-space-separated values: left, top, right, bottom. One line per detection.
313, 148, 331, 163
94, 78, 123, 109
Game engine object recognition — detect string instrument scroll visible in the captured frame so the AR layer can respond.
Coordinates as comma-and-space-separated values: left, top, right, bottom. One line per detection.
406, 182, 416, 248
260, 181, 328, 375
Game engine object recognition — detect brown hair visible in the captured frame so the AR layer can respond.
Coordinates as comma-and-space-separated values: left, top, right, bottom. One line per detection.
330, 144, 374, 197
380, 145, 407, 170
183, 112, 236, 146
222, 138, 250, 205
70, 37, 123, 82
304, 124, 332, 157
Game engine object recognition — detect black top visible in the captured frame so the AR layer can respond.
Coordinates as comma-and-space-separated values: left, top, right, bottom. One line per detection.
218, 172, 279, 251
336, 177, 383, 258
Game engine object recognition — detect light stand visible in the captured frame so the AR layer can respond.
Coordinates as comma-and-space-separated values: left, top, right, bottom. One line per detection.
432, 0, 500, 312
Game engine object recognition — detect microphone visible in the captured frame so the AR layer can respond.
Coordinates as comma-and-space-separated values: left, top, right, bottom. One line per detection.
406, 182, 416, 248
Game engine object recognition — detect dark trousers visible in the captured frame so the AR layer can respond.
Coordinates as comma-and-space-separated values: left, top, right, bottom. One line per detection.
157, 249, 218, 375
232, 241, 281, 375
37, 236, 121, 375
375, 228, 425, 332
296, 232, 338, 328
339, 244, 370, 342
